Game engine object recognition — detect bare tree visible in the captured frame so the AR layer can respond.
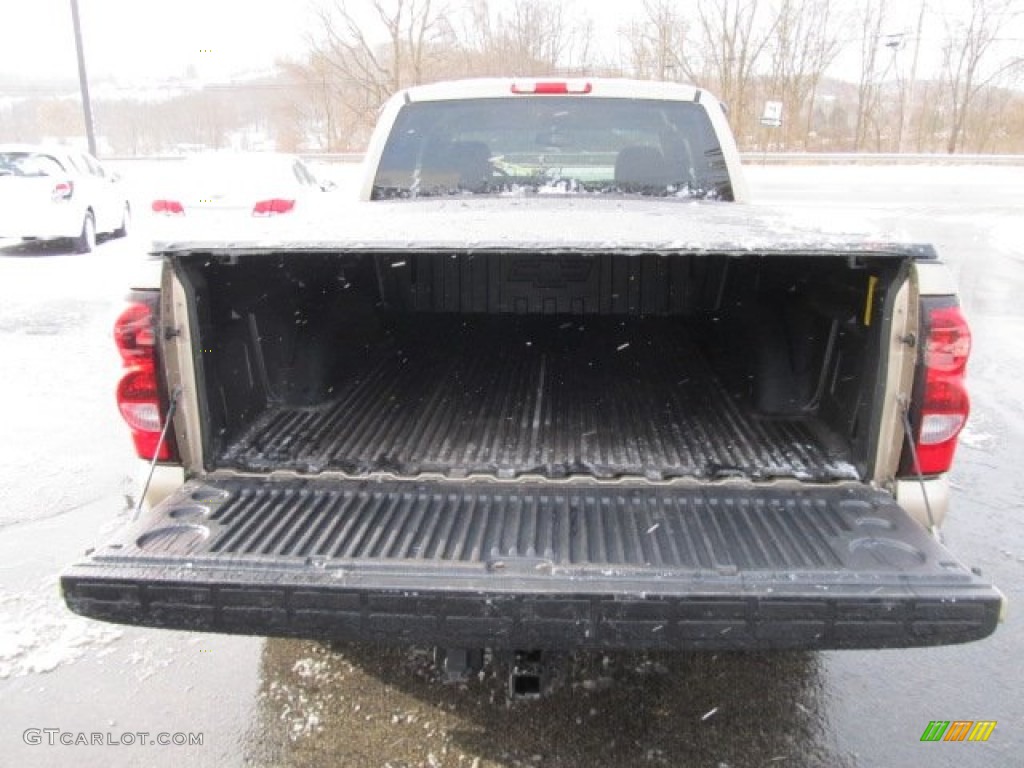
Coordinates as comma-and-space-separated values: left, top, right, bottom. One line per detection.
35, 100, 84, 141
278, 54, 346, 151
15, 0, 1024, 155
993, 87, 1024, 152
852, 0, 888, 150
460, 0, 593, 76
939, 0, 1024, 153
897, 0, 928, 152
621, 0, 688, 81
684, 0, 779, 140
768, 0, 846, 148
502, 0, 569, 73
311, 0, 452, 139
566, 14, 595, 75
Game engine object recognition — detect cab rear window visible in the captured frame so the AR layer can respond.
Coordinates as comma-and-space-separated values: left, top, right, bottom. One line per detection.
372, 97, 732, 200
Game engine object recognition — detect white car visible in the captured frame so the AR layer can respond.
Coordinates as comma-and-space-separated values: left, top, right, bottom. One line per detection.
0, 144, 131, 252
149, 152, 335, 233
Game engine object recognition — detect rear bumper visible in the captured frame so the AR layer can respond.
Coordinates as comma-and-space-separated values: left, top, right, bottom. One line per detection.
1, 203, 83, 239
63, 565, 1002, 651
133, 461, 185, 512
895, 476, 949, 529
62, 477, 1003, 650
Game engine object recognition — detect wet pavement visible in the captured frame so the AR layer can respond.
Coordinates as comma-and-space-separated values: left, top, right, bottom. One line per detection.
0, 165, 1022, 767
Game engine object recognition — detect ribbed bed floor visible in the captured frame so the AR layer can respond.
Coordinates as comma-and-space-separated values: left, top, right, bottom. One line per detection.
219, 318, 857, 481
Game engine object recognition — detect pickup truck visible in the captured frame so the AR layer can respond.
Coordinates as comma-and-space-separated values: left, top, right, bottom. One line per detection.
62, 79, 1003, 676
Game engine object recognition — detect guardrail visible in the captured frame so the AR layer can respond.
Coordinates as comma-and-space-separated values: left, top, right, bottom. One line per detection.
104, 153, 365, 164
738, 152, 1024, 165
105, 151, 1024, 173
104, 151, 1024, 166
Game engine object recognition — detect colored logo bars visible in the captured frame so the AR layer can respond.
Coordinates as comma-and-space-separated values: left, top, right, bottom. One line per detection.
920, 721, 997, 742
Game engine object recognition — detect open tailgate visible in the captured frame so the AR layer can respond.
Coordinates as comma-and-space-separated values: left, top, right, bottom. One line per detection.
62, 478, 1002, 650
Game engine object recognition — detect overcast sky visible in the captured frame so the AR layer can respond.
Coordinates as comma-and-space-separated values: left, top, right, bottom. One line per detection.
1, 0, 613, 83
0, 0, 314, 82
1, 1, 1021, 87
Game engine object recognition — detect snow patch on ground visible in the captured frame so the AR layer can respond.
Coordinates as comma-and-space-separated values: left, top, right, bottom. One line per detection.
745, 163, 1024, 188
991, 218, 1024, 256
260, 653, 346, 741
959, 420, 996, 450
0, 576, 122, 679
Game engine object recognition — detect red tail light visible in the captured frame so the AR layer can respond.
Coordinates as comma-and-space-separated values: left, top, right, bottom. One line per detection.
252, 198, 296, 216
114, 303, 157, 363
511, 81, 592, 95
152, 199, 184, 215
114, 295, 177, 462
905, 302, 971, 475
52, 180, 73, 201
924, 306, 971, 374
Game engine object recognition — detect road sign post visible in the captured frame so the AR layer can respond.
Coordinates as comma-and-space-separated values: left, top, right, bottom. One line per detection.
759, 101, 783, 164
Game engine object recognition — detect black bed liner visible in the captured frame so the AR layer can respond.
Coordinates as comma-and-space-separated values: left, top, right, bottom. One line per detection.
218, 319, 857, 482
62, 478, 1002, 650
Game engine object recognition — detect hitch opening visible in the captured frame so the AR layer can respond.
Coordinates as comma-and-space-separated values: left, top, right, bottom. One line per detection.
508, 650, 562, 701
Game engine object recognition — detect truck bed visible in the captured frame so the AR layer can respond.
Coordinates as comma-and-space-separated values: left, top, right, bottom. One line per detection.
218, 317, 856, 481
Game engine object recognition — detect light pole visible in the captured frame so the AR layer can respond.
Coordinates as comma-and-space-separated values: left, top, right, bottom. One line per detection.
883, 33, 905, 154
69, 0, 96, 155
